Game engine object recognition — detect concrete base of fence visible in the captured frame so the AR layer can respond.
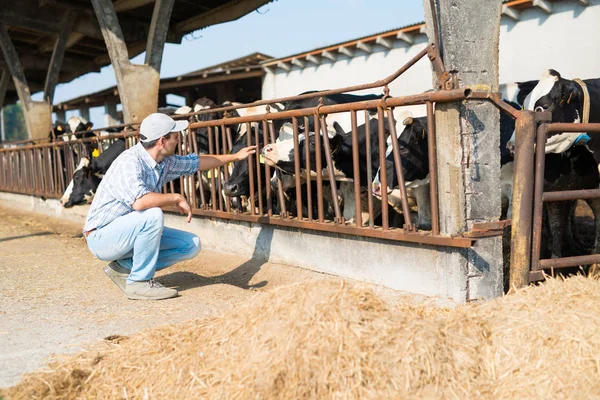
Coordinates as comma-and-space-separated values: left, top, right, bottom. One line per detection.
0, 192, 477, 302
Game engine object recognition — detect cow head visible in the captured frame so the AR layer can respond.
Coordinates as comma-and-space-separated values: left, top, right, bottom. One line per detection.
63, 157, 101, 207
50, 121, 69, 141
67, 116, 93, 135
372, 114, 429, 197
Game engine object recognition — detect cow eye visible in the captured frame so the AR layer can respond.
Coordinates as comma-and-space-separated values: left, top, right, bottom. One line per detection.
535, 106, 546, 112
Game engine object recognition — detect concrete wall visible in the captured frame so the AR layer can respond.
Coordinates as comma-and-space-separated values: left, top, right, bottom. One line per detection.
263, 0, 600, 103
0, 192, 470, 302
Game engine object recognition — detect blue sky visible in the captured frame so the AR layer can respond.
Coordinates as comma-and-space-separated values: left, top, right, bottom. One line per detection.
36, 0, 424, 126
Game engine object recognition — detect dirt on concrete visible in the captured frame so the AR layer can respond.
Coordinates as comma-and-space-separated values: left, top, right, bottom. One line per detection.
0, 205, 426, 389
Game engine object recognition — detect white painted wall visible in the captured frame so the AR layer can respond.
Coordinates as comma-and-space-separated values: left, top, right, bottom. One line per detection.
264, 0, 600, 105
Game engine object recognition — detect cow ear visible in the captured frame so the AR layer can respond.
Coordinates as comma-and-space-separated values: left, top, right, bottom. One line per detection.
85, 122, 93, 130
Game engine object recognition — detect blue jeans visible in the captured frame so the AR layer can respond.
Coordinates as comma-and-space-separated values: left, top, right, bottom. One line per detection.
86, 208, 201, 284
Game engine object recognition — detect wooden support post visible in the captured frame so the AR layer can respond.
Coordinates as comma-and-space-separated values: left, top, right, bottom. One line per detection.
0, 21, 51, 141
91, 0, 160, 123
145, 0, 176, 72
55, 108, 66, 123
423, 0, 503, 300
44, 11, 76, 104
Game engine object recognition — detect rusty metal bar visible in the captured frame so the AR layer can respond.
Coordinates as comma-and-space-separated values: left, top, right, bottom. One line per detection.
208, 126, 217, 210
246, 122, 256, 216
386, 107, 413, 230
426, 101, 440, 235
304, 116, 313, 221
509, 111, 537, 289
377, 107, 389, 230
221, 124, 231, 213
537, 254, 600, 270
254, 122, 263, 215
547, 123, 600, 133
268, 121, 288, 218
185, 208, 475, 248
262, 120, 273, 217
292, 117, 303, 219
320, 117, 343, 223
365, 110, 374, 228
214, 127, 224, 212
190, 128, 206, 208
351, 110, 362, 227
313, 114, 325, 222
185, 89, 473, 132
530, 124, 548, 274
543, 189, 600, 202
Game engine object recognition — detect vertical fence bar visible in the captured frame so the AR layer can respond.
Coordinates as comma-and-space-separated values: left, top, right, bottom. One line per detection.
214, 127, 224, 211
314, 114, 325, 222
386, 108, 413, 230
221, 124, 231, 213
292, 117, 303, 219
319, 116, 343, 223
191, 128, 206, 209
351, 110, 362, 227
208, 126, 217, 210
254, 122, 264, 215
509, 111, 537, 289
426, 101, 440, 235
530, 124, 548, 271
246, 122, 256, 216
268, 121, 288, 217
262, 120, 273, 217
365, 110, 374, 228
304, 116, 313, 221
377, 107, 389, 230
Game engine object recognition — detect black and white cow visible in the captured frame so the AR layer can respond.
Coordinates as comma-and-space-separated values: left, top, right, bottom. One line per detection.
61, 139, 126, 207
505, 70, 600, 259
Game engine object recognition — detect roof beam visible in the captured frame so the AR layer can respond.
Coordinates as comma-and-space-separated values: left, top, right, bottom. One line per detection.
578, 0, 589, 5
175, 0, 271, 33
356, 41, 372, 53
44, 10, 76, 103
306, 54, 320, 65
290, 57, 304, 68
145, 0, 175, 72
321, 50, 336, 61
276, 61, 290, 71
501, 5, 521, 20
114, 0, 155, 12
338, 45, 354, 58
375, 36, 393, 49
533, 0, 552, 14
396, 31, 414, 45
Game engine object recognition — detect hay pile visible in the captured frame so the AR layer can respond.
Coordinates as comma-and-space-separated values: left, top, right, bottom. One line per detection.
4, 276, 600, 399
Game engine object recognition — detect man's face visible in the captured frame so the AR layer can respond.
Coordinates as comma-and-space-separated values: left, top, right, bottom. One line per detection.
162, 132, 180, 156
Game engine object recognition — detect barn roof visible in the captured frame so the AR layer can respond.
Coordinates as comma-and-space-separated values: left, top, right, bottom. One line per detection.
262, 0, 586, 68
0, 0, 274, 105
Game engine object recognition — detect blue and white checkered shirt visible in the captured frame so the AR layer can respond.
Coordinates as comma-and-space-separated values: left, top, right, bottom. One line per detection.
83, 143, 200, 232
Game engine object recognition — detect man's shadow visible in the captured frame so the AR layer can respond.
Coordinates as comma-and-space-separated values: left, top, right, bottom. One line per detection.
160, 226, 274, 292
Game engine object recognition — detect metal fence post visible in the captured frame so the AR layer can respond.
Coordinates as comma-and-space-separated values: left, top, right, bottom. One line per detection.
509, 110, 536, 289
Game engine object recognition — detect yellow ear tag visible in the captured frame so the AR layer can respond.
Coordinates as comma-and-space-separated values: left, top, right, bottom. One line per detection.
259, 154, 265, 164
57, 126, 62, 131
92, 149, 100, 158
207, 169, 214, 179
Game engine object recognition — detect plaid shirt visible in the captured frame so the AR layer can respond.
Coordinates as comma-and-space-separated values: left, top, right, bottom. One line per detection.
83, 143, 200, 232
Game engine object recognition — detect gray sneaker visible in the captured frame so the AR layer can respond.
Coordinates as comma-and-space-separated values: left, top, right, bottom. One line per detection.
104, 261, 130, 293
125, 279, 178, 300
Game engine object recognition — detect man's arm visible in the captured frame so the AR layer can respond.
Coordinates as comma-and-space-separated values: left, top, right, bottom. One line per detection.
199, 145, 256, 171
132, 192, 193, 223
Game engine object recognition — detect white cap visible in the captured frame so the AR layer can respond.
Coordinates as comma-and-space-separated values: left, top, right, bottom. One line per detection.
139, 113, 189, 142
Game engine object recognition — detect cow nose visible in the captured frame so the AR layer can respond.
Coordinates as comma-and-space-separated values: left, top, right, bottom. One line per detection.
372, 182, 381, 197
223, 182, 238, 196
262, 145, 273, 155
506, 140, 515, 155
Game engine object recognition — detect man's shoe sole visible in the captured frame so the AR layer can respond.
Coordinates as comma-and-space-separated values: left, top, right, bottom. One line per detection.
125, 291, 178, 300
104, 263, 128, 293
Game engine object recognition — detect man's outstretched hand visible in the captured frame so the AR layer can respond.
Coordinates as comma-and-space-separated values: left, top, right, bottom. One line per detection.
175, 194, 193, 223
234, 145, 257, 161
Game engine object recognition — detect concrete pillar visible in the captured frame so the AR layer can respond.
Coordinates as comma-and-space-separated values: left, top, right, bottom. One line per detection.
423, 0, 503, 300
79, 105, 90, 122
91, 0, 174, 123
0, 21, 51, 141
55, 108, 66, 123
104, 97, 119, 127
